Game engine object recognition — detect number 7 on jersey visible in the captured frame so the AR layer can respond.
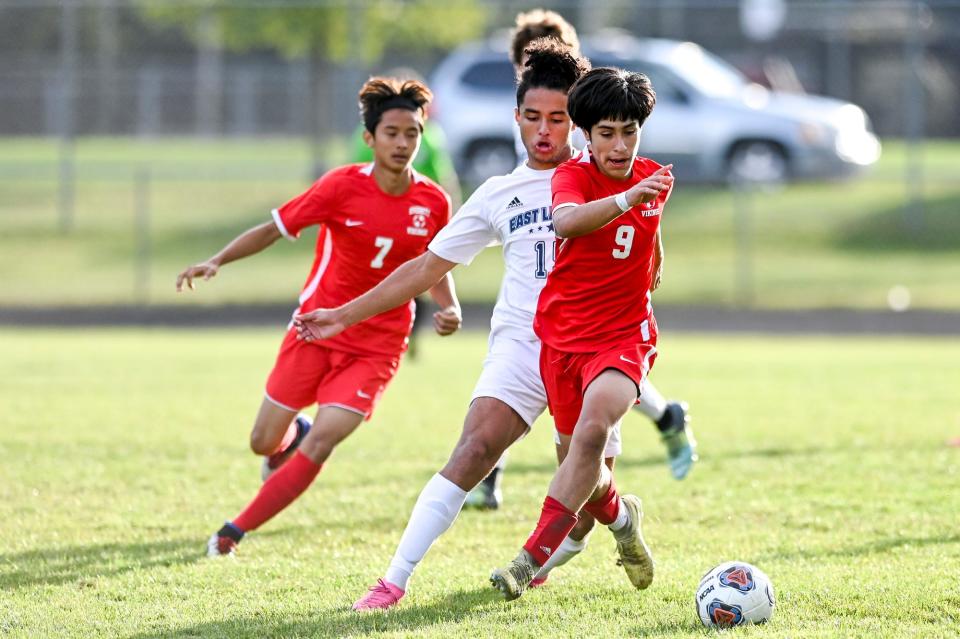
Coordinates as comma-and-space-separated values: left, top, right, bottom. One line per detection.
370, 236, 393, 269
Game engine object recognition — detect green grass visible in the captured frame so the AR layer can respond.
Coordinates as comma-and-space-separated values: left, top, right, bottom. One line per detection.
1, 329, 958, 638
1, 137, 959, 308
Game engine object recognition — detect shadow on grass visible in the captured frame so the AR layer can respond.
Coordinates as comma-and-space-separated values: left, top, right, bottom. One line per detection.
0, 527, 297, 590
125, 586, 499, 639
125, 584, 701, 639
506, 443, 876, 477
760, 533, 960, 563
504, 454, 666, 477
0, 537, 204, 590
834, 191, 960, 252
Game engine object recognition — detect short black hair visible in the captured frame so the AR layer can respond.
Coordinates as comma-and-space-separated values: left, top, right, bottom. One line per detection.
516, 38, 591, 107
358, 76, 432, 134
567, 67, 656, 134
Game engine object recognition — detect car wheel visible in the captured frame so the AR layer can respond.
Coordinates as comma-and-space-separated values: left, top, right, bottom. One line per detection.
463, 140, 517, 186
727, 141, 788, 185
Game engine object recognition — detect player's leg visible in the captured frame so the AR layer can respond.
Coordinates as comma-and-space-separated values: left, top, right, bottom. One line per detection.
208, 406, 364, 556
458, 336, 543, 512
491, 369, 638, 599
250, 398, 314, 481
633, 379, 698, 480
531, 427, 622, 587
250, 330, 329, 480
547, 370, 636, 511
210, 348, 396, 556
353, 397, 528, 610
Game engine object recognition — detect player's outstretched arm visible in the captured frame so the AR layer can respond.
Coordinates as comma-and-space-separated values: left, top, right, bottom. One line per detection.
427, 272, 462, 336
175, 221, 282, 292
553, 165, 673, 239
294, 250, 457, 342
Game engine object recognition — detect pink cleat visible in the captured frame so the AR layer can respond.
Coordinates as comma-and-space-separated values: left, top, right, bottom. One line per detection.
352, 578, 405, 611
529, 576, 549, 589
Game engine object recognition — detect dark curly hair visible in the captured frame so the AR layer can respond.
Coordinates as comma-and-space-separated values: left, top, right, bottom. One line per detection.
566, 67, 657, 134
516, 38, 591, 107
358, 76, 432, 134
509, 9, 580, 67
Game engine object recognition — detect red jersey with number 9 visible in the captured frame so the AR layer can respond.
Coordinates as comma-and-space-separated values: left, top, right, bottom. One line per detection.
534, 148, 672, 353
272, 163, 451, 357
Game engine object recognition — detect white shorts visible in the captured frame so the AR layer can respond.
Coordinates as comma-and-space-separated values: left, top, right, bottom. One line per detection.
471, 335, 622, 458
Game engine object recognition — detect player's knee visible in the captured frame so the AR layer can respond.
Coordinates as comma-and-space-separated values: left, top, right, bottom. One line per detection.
454, 432, 501, 468
249, 430, 276, 456
575, 418, 611, 457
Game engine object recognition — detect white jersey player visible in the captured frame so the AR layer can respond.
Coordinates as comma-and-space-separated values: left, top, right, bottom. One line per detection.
294, 41, 605, 610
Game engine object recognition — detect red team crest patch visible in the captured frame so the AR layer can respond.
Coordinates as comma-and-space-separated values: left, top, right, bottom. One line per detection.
407, 206, 430, 236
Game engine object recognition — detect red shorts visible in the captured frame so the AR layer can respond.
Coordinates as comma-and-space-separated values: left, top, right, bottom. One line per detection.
265, 330, 401, 419
540, 340, 658, 436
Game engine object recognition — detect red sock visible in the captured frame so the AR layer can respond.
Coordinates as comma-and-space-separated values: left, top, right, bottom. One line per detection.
583, 479, 620, 525
232, 450, 321, 533
522, 496, 579, 566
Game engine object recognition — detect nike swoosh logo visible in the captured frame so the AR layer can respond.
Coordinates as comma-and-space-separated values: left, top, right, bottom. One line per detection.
356, 390, 372, 399
619, 355, 638, 365
345, 220, 364, 227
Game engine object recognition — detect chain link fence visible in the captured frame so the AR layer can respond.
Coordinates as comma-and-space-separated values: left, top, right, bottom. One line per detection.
1, 0, 958, 310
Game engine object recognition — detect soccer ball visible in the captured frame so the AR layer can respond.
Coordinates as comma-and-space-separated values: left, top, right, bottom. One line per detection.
695, 561, 775, 628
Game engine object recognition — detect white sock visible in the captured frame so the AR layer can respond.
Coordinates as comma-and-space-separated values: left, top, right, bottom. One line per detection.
533, 534, 588, 580
383, 473, 467, 590
634, 379, 667, 421
608, 498, 629, 532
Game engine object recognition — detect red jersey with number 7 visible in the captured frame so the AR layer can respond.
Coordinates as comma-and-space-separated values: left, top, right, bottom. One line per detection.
272, 163, 451, 357
534, 148, 672, 353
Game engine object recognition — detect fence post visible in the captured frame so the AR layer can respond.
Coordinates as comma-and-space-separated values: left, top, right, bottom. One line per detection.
57, 0, 79, 234
134, 168, 151, 305
903, 0, 928, 234
732, 184, 755, 308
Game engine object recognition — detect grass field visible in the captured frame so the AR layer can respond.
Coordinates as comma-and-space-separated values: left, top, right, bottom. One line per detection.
1, 329, 958, 638
2, 138, 959, 309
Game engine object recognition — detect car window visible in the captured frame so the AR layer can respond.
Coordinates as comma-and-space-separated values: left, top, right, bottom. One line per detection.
461, 60, 515, 91
636, 65, 689, 104
662, 43, 746, 99
592, 57, 688, 104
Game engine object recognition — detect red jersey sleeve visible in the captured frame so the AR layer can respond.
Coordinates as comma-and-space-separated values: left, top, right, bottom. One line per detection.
551, 161, 590, 210
272, 169, 340, 240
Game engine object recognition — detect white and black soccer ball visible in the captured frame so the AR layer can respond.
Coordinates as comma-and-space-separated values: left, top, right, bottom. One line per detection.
695, 561, 775, 628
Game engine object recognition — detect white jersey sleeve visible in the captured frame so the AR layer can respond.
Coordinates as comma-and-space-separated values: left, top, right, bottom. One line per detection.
428, 182, 499, 266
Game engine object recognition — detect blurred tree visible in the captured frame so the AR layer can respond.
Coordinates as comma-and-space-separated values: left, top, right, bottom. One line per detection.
137, 0, 488, 63
137, 0, 488, 150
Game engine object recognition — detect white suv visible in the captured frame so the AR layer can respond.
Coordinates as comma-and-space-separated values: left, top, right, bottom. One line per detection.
430, 31, 880, 186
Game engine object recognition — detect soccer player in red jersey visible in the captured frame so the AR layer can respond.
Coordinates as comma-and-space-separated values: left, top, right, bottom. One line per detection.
174, 77, 461, 556
490, 67, 674, 599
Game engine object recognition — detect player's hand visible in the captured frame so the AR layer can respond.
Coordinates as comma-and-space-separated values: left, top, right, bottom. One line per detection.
293, 308, 347, 342
176, 261, 219, 292
433, 305, 462, 336
626, 164, 673, 207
